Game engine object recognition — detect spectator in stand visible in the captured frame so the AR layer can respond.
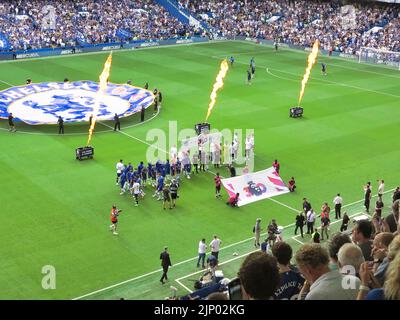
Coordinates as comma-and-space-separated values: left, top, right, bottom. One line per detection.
272, 242, 305, 300
352, 220, 374, 261
295, 243, 360, 300
327, 232, 352, 270
373, 233, 399, 286
238, 251, 280, 300
384, 199, 399, 233
337, 243, 365, 277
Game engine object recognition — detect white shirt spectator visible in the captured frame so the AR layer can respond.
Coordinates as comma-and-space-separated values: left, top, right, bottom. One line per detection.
307, 210, 316, 223
378, 182, 385, 195
333, 195, 343, 205
210, 238, 222, 253
198, 241, 207, 254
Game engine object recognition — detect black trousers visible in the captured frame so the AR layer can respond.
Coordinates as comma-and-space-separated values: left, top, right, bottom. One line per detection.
160, 266, 169, 282
364, 199, 370, 212
114, 122, 120, 131
340, 223, 348, 232
306, 222, 314, 234
335, 204, 341, 219
294, 224, 304, 237
59, 125, 64, 134
211, 251, 219, 260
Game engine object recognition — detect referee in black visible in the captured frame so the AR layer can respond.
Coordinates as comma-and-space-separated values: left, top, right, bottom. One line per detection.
58, 116, 64, 134
114, 113, 120, 131
160, 246, 172, 284
140, 106, 145, 122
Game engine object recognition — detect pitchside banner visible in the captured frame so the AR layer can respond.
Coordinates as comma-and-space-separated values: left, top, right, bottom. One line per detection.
221, 167, 289, 207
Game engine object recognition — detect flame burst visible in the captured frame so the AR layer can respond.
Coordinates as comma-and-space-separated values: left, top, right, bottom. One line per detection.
298, 40, 319, 106
205, 59, 229, 121
87, 52, 113, 145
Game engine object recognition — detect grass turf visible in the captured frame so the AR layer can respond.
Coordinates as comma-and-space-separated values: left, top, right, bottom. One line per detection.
0, 41, 399, 299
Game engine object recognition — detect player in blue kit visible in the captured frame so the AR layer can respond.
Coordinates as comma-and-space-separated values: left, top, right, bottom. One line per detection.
229, 56, 235, 66
321, 63, 327, 76
153, 173, 165, 200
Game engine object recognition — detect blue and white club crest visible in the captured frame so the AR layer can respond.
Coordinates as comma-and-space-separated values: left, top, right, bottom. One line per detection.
0, 81, 155, 125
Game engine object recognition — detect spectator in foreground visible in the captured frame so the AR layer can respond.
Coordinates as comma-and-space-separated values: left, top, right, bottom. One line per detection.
238, 251, 280, 300
373, 234, 400, 285
358, 251, 400, 300
327, 232, 352, 270
337, 243, 365, 276
352, 220, 374, 261
271, 242, 304, 300
295, 243, 360, 300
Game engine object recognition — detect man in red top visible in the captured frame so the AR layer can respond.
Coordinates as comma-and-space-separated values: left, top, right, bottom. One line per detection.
227, 193, 240, 207
272, 160, 280, 174
214, 173, 222, 198
288, 177, 296, 192
109, 205, 122, 235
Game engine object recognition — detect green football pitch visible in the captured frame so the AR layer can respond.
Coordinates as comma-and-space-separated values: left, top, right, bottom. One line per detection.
0, 41, 399, 300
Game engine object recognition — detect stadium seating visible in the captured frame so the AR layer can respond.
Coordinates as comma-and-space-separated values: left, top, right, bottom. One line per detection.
0, 0, 398, 53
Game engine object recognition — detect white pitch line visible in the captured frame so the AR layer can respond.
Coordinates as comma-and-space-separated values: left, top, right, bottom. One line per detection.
267, 197, 299, 213
98, 121, 169, 154
234, 40, 400, 79
197, 49, 400, 99
291, 237, 305, 245
176, 250, 259, 282
265, 66, 400, 99
0, 79, 16, 87
72, 187, 393, 299
175, 279, 193, 294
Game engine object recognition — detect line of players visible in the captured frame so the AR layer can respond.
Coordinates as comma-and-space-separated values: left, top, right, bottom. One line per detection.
114, 133, 255, 207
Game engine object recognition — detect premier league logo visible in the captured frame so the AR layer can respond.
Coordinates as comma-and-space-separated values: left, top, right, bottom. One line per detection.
245, 181, 267, 197
0, 81, 154, 124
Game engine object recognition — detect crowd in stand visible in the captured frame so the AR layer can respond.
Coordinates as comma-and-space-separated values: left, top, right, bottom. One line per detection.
174, 188, 400, 300
0, 0, 200, 51
0, 0, 398, 54
180, 0, 400, 53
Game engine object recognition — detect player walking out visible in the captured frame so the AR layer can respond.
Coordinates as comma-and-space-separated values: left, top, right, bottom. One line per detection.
163, 185, 172, 210
321, 63, 327, 76
229, 56, 235, 66
115, 159, 124, 185
214, 173, 222, 198
109, 205, 122, 235
170, 179, 179, 208
132, 180, 140, 206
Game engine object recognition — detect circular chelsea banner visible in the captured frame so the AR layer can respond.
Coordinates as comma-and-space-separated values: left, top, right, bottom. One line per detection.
0, 81, 155, 125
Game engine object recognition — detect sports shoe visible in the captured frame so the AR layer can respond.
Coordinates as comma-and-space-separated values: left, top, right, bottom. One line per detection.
113, 232, 118, 235
135, 203, 138, 207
